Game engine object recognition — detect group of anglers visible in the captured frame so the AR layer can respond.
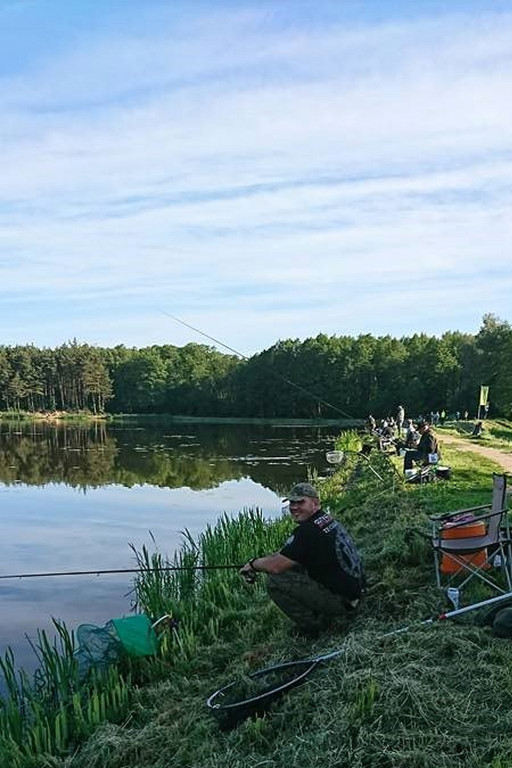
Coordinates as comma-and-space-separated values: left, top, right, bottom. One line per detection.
368, 410, 440, 472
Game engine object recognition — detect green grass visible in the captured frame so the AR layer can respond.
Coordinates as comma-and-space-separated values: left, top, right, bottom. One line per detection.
439, 419, 512, 452
3, 435, 512, 767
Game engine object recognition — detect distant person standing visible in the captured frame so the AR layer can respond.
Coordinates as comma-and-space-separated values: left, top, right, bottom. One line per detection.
440, 409, 446, 425
367, 414, 376, 432
463, 409, 469, 420
455, 410, 460, 421
396, 405, 405, 434
484, 403, 490, 419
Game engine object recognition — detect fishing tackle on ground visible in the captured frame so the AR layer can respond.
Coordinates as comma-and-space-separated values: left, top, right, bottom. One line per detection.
206, 590, 512, 729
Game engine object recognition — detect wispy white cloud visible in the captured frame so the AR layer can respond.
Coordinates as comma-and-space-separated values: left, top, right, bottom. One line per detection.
0, 3, 511, 351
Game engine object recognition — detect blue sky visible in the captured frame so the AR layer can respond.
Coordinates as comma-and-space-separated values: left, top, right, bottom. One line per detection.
1, 0, 511, 354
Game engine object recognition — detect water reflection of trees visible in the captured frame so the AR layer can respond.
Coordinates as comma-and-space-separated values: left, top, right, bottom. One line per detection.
0, 422, 334, 492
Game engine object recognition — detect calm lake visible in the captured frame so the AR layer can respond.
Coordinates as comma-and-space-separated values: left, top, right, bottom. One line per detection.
0, 418, 340, 675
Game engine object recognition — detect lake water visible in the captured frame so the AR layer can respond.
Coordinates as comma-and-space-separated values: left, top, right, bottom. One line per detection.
0, 418, 340, 675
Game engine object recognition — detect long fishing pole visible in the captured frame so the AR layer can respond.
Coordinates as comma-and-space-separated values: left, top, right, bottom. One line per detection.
159, 310, 358, 421
0, 564, 244, 580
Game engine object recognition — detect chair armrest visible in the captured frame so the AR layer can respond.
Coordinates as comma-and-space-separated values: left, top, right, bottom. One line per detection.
429, 504, 490, 522
432, 507, 508, 531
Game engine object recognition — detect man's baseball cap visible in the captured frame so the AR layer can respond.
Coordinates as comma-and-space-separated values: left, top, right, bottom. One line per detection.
283, 482, 319, 502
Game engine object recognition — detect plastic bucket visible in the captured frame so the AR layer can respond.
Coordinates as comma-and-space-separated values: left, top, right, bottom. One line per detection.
440, 519, 487, 574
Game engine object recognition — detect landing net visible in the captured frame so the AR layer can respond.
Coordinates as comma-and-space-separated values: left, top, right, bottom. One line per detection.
206, 658, 318, 729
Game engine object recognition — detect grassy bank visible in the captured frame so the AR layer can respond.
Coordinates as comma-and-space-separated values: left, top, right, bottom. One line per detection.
439, 419, 512, 452
3, 434, 512, 767
62, 438, 512, 767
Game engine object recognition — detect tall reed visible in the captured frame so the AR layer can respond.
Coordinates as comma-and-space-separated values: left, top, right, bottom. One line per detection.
0, 504, 301, 765
0, 620, 130, 766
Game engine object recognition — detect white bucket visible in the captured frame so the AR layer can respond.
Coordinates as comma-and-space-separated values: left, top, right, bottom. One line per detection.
325, 451, 344, 464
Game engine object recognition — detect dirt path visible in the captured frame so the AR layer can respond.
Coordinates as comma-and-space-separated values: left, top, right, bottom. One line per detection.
440, 433, 512, 473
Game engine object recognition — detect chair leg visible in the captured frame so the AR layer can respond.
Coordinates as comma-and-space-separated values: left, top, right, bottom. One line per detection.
433, 548, 442, 588
502, 543, 512, 590
441, 551, 509, 594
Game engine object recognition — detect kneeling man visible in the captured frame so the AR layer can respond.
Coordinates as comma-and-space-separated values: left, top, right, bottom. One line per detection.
240, 483, 364, 635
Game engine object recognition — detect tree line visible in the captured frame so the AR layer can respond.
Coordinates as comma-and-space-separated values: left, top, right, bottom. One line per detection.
1, 314, 511, 418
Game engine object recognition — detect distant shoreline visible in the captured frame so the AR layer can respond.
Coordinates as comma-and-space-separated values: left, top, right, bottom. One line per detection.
0, 410, 362, 427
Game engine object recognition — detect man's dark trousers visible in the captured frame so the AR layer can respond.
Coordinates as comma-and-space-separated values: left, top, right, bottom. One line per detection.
267, 566, 353, 631
403, 449, 425, 470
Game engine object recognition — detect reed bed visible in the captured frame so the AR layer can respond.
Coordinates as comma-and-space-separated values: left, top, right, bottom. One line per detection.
0, 507, 292, 766
131, 508, 293, 658
0, 620, 130, 767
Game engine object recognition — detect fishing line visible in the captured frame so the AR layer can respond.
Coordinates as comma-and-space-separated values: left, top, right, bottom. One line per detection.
0, 564, 244, 580
159, 309, 358, 421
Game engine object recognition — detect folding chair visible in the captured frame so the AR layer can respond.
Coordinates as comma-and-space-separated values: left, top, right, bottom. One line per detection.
430, 474, 512, 597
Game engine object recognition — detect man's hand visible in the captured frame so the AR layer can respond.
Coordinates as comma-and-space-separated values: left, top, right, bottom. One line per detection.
240, 561, 257, 584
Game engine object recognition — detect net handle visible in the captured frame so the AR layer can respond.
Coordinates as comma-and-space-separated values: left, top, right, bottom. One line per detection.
151, 614, 173, 630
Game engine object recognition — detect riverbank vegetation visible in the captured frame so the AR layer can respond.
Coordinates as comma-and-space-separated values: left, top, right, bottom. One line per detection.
2, 434, 512, 767
1, 313, 512, 419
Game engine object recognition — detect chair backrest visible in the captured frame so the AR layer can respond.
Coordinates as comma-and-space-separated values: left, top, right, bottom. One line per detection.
487, 474, 507, 540
492, 473, 507, 510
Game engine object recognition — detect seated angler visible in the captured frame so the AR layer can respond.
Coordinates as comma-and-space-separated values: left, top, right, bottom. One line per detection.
395, 418, 419, 454
471, 421, 483, 437
404, 419, 420, 447
240, 483, 364, 636
403, 419, 439, 471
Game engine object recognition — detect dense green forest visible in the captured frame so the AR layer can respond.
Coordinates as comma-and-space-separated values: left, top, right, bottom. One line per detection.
1, 314, 511, 418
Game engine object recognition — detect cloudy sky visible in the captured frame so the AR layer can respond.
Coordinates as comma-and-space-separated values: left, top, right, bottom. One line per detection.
1, 0, 511, 355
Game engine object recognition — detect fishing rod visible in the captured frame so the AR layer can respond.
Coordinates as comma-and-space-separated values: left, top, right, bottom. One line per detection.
0, 564, 244, 580
159, 310, 358, 421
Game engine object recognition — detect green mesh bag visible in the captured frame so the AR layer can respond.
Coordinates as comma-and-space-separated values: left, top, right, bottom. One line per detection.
108, 615, 159, 657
